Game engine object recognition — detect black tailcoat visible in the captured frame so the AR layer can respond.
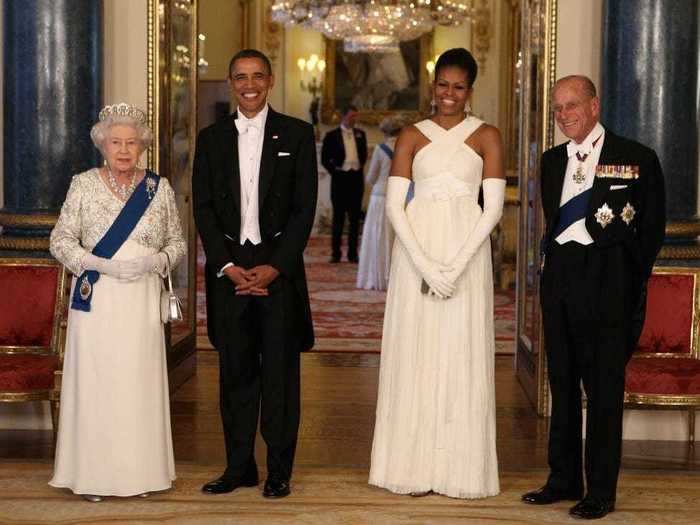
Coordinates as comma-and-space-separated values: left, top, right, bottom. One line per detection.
539, 128, 665, 501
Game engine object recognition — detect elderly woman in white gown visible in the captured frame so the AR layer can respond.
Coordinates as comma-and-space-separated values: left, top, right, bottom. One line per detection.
49, 103, 186, 501
356, 116, 403, 291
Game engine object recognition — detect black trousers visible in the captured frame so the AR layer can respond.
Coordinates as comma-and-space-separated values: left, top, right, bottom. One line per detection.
540, 242, 635, 502
330, 169, 364, 260
218, 241, 301, 481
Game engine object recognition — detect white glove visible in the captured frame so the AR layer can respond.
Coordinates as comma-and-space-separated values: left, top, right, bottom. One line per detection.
386, 176, 455, 298
443, 178, 505, 286
82, 252, 168, 281
82, 253, 139, 281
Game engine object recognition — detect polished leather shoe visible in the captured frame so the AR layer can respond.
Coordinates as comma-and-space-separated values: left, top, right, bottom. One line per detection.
569, 498, 615, 519
330, 256, 341, 263
263, 475, 291, 498
348, 256, 359, 263
202, 470, 258, 494
521, 485, 583, 505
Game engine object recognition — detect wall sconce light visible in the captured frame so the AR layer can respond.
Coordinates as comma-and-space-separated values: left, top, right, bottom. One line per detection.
198, 33, 209, 75
297, 53, 326, 134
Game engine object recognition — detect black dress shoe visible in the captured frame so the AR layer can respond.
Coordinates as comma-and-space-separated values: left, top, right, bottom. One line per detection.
330, 256, 341, 263
201, 470, 258, 494
263, 475, 291, 498
521, 485, 583, 505
569, 498, 615, 519
348, 256, 359, 263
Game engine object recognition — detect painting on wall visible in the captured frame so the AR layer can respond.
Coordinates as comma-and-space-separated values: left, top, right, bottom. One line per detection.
321, 34, 432, 125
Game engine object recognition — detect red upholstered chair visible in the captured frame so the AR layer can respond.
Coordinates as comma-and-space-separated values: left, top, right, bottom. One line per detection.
0, 257, 68, 439
625, 266, 700, 443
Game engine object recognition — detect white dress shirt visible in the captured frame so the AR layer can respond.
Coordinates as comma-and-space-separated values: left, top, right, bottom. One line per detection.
555, 122, 606, 246
218, 104, 268, 277
340, 124, 361, 171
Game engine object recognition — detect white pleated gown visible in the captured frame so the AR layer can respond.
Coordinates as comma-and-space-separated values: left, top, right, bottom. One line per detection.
369, 117, 499, 499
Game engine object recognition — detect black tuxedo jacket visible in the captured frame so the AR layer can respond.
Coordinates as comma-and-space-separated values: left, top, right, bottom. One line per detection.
192, 108, 318, 351
541, 129, 666, 283
541, 129, 666, 348
320, 126, 368, 174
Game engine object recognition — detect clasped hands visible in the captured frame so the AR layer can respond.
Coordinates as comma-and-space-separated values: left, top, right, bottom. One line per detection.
82, 252, 167, 281
224, 264, 279, 296
418, 253, 472, 300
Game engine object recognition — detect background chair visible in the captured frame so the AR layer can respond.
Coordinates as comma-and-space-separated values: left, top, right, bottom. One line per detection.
0, 257, 68, 440
625, 266, 700, 444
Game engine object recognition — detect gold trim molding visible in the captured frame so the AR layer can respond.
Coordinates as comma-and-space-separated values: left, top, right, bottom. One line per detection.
0, 236, 50, 251
658, 244, 700, 260
471, 0, 493, 67
666, 221, 700, 238
0, 212, 58, 228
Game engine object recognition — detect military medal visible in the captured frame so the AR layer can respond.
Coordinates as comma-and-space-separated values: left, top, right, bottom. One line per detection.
621, 202, 636, 225
79, 275, 92, 300
595, 203, 615, 228
573, 152, 588, 184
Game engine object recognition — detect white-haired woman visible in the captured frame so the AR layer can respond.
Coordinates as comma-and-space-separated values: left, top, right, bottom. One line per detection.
356, 116, 403, 290
49, 103, 186, 501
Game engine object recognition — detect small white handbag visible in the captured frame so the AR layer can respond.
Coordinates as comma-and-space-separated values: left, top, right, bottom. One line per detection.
161, 254, 183, 324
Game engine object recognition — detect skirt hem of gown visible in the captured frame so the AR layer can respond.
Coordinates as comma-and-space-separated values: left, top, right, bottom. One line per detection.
369, 479, 500, 500
48, 477, 176, 497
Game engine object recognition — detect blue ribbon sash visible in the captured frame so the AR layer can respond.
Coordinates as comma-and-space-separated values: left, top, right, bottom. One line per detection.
552, 187, 593, 239
378, 143, 393, 159
71, 172, 160, 312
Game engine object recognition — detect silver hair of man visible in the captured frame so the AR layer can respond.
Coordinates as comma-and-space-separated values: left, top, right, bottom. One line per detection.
90, 111, 154, 154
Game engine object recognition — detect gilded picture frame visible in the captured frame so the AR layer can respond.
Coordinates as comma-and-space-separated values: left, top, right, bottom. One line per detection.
148, 0, 198, 380
515, 0, 557, 416
321, 33, 433, 125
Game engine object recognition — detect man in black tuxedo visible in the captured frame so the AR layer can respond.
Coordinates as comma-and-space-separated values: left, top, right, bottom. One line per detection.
192, 49, 317, 499
522, 76, 665, 519
321, 105, 368, 262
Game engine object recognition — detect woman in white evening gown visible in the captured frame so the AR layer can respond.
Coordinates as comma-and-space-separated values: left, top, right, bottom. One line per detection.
49, 103, 186, 501
369, 49, 506, 499
356, 115, 403, 291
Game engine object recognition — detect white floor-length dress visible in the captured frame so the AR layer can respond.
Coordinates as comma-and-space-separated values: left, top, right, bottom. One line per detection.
49, 169, 186, 496
357, 138, 395, 291
369, 117, 499, 499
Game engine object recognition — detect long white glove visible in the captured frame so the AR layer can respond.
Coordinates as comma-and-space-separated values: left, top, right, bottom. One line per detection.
444, 178, 505, 285
386, 176, 455, 298
82, 252, 168, 281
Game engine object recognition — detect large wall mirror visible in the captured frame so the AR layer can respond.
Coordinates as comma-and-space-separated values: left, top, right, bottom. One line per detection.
148, 0, 198, 387
515, 0, 557, 416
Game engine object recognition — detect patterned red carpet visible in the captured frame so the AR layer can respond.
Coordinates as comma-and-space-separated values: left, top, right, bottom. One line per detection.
197, 235, 515, 353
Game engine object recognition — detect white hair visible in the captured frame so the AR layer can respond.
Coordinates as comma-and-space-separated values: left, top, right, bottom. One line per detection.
90, 115, 153, 154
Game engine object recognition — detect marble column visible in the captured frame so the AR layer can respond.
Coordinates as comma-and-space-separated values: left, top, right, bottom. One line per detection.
601, 0, 699, 259
0, 0, 102, 252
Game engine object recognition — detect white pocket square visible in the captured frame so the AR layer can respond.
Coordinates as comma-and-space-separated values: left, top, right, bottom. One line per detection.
278, 151, 291, 157
610, 184, 628, 190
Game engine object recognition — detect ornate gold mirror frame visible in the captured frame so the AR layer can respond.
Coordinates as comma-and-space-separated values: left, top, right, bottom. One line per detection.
515, 0, 557, 416
320, 33, 433, 126
148, 0, 198, 387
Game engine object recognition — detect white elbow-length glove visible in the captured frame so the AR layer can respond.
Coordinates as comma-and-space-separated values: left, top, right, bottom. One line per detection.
444, 178, 506, 286
386, 176, 455, 298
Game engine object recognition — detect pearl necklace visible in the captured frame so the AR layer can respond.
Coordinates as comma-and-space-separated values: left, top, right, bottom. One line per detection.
106, 167, 137, 200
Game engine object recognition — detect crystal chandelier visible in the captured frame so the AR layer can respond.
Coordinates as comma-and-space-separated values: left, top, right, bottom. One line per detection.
271, 1, 475, 53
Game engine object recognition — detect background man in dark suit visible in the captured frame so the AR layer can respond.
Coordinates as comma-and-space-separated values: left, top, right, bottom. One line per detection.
521, 76, 665, 520
321, 105, 368, 263
192, 49, 317, 499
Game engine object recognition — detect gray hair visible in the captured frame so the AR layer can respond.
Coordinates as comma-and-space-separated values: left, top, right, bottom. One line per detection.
90, 115, 154, 154
553, 75, 598, 98
379, 114, 407, 136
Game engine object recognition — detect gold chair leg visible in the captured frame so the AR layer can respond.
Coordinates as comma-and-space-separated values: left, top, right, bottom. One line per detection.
50, 399, 60, 445
689, 409, 696, 445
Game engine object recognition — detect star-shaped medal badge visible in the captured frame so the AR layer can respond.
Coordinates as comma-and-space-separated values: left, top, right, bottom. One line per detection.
595, 203, 615, 228
621, 202, 636, 225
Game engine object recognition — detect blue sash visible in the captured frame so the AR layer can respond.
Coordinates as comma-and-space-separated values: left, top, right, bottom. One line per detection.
378, 143, 393, 159
552, 187, 593, 239
71, 172, 160, 312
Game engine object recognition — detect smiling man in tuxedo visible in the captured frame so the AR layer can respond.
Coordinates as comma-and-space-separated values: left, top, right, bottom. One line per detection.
521, 76, 665, 519
192, 49, 317, 499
